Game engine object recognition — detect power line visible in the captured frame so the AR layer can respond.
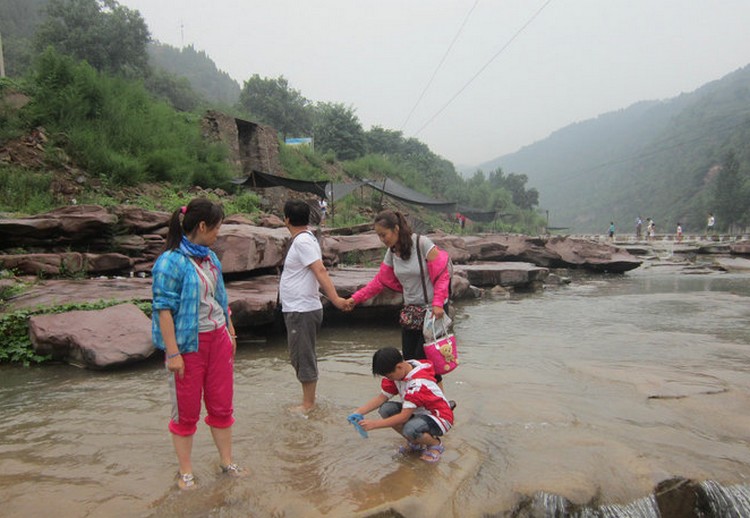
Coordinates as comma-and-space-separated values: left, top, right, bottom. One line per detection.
400, 0, 480, 132
413, 0, 555, 137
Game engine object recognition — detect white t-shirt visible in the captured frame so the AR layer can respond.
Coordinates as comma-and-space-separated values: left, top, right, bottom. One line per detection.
279, 231, 323, 313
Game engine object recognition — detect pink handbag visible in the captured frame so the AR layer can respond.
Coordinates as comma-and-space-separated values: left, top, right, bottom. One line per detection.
424, 321, 458, 374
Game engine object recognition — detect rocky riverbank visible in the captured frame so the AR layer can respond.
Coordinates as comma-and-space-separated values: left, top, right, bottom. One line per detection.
2, 204, 749, 369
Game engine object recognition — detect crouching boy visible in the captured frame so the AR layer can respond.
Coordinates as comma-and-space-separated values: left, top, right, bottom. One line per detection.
351, 347, 454, 463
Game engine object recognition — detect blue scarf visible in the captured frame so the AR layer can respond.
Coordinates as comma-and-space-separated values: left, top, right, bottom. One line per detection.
180, 235, 210, 259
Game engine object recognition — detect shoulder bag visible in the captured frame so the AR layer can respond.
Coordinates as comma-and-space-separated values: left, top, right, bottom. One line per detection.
398, 235, 429, 330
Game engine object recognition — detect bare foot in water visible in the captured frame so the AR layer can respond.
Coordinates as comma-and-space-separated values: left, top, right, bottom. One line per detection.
288, 404, 314, 416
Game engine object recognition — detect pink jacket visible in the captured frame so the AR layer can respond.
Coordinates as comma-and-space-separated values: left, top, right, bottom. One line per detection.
352, 247, 451, 307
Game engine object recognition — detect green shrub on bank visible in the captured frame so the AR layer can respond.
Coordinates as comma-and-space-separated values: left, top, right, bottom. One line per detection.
0, 299, 152, 366
22, 48, 232, 188
0, 166, 55, 213
279, 143, 329, 180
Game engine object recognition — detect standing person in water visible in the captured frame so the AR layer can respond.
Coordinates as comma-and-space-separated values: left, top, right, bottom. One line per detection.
151, 198, 244, 490
344, 210, 452, 387
279, 199, 348, 413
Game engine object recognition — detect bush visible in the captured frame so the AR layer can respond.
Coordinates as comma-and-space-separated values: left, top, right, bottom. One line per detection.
24, 49, 231, 188
224, 191, 260, 215
0, 166, 54, 213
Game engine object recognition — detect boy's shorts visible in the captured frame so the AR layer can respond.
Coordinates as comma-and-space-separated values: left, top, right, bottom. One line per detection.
284, 309, 323, 383
378, 401, 444, 441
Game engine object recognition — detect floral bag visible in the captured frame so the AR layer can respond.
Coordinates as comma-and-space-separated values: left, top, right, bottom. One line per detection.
399, 304, 428, 330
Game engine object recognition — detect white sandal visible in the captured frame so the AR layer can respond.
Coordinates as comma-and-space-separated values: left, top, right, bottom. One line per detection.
177, 472, 196, 490
221, 463, 247, 477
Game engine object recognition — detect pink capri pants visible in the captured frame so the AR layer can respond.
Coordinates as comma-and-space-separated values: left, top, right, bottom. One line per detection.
168, 327, 235, 436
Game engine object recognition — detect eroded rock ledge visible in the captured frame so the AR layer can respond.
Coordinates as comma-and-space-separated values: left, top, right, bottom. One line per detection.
1, 204, 649, 369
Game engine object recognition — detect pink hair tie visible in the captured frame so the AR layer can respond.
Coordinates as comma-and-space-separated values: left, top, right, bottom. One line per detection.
180, 206, 187, 215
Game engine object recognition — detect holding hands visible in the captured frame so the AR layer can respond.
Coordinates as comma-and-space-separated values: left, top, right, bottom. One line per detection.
330, 296, 356, 312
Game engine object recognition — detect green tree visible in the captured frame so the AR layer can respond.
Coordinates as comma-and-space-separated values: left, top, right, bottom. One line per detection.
237, 74, 312, 138
714, 150, 745, 230
365, 126, 405, 155
35, 0, 150, 77
148, 42, 240, 106
144, 67, 203, 112
0, 0, 49, 76
313, 102, 365, 161
487, 168, 539, 210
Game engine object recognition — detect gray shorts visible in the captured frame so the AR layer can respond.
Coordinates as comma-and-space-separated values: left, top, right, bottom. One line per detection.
378, 401, 443, 441
284, 309, 323, 383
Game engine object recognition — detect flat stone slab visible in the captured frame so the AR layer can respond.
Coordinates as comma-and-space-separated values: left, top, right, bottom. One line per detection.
713, 256, 750, 272
29, 303, 154, 369
458, 262, 549, 287
4, 262, 545, 329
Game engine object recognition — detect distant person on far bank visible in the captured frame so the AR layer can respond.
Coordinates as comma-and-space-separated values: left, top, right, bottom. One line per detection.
635, 216, 643, 240
676, 222, 683, 243
707, 212, 715, 237
608, 222, 615, 241
318, 197, 328, 225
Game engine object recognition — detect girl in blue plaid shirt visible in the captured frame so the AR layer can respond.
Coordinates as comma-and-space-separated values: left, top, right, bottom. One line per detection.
152, 198, 245, 490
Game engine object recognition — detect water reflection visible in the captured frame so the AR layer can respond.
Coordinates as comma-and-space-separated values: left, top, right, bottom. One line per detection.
1, 272, 750, 516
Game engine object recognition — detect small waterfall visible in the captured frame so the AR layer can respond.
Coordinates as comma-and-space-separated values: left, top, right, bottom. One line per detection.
510, 481, 750, 517
598, 495, 659, 518
700, 480, 750, 518
513, 492, 659, 518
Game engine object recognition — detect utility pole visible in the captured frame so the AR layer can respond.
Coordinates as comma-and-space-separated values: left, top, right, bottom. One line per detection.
0, 31, 6, 78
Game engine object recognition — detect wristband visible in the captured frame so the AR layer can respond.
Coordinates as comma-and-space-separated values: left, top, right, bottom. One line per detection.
166, 352, 181, 359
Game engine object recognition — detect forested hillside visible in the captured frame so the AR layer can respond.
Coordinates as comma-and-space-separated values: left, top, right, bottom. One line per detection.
480, 65, 750, 234
148, 42, 240, 107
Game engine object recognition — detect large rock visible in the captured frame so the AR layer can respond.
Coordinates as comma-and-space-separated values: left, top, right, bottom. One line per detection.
460, 234, 642, 273
321, 233, 385, 266
112, 206, 169, 234
0, 252, 133, 275
544, 236, 642, 272
713, 256, 750, 272
730, 240, 750, 255
212, 225, 289, 274
458, 262, 549, 287
29, 303, 154, 369
0, 204, 117, 249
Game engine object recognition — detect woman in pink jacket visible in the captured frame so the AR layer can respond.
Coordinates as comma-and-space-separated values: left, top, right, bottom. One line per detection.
346, 210, 451, 380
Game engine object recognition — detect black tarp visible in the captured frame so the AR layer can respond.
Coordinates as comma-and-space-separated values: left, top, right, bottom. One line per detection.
363, 178, 456, 212
234, 172, 502, 221
456, 205, 498, 223
232, 170, 328, 197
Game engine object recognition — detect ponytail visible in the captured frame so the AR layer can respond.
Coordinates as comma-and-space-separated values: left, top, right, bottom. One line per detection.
164, 198, 224, 251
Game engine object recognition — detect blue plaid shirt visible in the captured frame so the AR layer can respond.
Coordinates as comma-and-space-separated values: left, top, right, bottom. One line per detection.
151, 248, 229, 353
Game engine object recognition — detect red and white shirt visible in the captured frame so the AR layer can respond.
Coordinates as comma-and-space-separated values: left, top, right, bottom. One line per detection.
381, 359, 454, 433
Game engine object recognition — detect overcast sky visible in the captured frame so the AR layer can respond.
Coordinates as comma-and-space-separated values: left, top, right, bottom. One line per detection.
119, 0, 750, 168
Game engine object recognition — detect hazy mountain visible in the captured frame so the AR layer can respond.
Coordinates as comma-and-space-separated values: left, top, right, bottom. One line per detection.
478, 65, 750, 233
148, 42, 241, 107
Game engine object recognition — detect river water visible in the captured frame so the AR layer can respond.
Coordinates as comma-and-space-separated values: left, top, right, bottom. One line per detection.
2, 268, 750, 517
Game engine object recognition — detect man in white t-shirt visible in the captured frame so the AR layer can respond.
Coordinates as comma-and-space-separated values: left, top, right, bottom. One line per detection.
280, 200, 346, 412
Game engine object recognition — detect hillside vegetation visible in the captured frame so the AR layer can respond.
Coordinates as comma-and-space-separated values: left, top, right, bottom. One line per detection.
0, 0, 544, 233
481, 65, 750, 234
